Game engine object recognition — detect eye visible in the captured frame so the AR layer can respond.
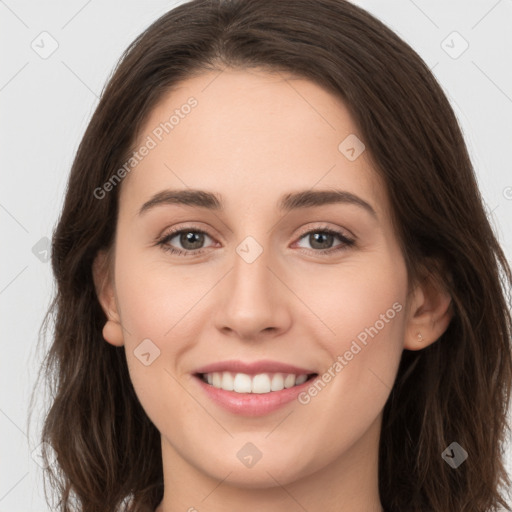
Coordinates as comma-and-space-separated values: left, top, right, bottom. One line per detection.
157, 226, 215, 256
294, 225, 355, 255
156, 224, 356, 256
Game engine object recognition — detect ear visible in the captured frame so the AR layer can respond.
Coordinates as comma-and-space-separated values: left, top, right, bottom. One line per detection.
92, 248, 124, 347
403, 270, 453, 351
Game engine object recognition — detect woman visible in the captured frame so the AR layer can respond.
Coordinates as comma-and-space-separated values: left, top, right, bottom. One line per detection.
32, 0, 512, 511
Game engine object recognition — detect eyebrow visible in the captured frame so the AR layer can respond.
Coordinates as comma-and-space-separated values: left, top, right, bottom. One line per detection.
138, 188, 377, 218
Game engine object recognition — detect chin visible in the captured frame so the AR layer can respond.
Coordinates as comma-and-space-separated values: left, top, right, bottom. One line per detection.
201, 454, 314, 490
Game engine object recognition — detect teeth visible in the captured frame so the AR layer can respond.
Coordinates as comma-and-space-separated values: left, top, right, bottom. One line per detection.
295, 374, 308, 385
233, 373, 252, 393
270, 373, 284, 391
212, 372, 222, 388
252, 374, 271, 394
221, 372, 234, 391
202, 372, 311, 394
284, 374, 295, 388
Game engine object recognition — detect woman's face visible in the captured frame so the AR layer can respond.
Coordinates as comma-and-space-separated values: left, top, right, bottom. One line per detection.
96, 68, 413, 489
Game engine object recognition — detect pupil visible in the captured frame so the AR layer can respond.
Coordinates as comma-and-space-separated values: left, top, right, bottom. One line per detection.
310, 232, 333, 249
181, 232, 204, 250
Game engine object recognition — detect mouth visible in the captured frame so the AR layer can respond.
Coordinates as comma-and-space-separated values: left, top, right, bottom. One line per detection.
191, 359, 320, 416
194, 371, 319, 394
193, 370, 320, 416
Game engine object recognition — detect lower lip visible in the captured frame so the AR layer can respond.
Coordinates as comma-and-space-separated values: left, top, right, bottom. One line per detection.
193, 374, 318, 417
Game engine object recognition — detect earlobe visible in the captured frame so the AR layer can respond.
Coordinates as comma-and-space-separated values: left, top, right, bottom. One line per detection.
92, 249, 125, 347
102, 319, 125, 347
403, 274, 453, 351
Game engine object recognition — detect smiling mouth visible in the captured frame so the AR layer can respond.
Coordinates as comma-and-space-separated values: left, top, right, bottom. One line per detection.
195, 371, 318, 394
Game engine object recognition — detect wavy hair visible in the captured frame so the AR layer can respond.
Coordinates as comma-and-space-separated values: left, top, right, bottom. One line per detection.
30, 0, 512, 511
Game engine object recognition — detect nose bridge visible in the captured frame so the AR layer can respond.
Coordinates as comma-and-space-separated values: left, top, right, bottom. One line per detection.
227, 206, 277, 296
231, 235, 276, 306
214, 231, 290, 336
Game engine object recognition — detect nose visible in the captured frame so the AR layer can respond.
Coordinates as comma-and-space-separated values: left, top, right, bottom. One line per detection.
213, 244, 292, 341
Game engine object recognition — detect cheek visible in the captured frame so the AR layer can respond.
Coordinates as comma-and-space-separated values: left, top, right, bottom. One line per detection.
305, 247, 407, 389
114, 243, 202, 343
320, 254, 406, 407
283, 258, 407, 471
111, 247, 194, 400
298, 248, 406, 347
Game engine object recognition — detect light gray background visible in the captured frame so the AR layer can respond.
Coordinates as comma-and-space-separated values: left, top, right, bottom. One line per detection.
1, 0, 511, 510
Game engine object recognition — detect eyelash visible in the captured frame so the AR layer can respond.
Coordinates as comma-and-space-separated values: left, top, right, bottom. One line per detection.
156, 224, 356, 257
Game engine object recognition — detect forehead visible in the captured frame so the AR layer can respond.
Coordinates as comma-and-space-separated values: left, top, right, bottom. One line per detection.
120, 68, 389, 220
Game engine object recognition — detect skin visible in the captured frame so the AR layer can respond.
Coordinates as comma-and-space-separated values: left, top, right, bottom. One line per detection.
93, 68, 452, 512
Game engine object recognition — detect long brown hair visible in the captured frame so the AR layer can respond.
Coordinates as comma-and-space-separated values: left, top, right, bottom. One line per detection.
30, 0, 512, 510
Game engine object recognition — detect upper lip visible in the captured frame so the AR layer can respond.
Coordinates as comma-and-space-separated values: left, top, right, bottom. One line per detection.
194, 359, 317, 376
